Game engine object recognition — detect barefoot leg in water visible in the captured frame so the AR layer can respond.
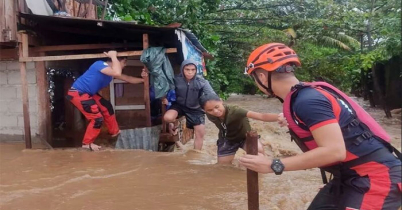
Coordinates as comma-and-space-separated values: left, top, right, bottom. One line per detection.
168, 122, 179, 135
82, 143, 102, 151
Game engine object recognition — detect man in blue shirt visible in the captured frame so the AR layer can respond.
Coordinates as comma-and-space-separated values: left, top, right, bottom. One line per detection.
67, 51, 147, 151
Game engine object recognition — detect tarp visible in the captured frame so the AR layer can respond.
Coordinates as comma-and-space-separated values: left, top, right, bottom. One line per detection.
175, 30, 207, 76
140, 47, 175, 99
25, 0, 53, 16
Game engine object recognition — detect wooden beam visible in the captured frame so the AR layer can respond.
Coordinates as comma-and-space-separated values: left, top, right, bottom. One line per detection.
4, 0, 17, 42
161, 98, 167, 132
159, 133, 178, 143
18, 0, 27, 13
33, 43, 142, 53
109, 76, 116, 109
114, 105, 145, 110
36, 52, 52, 147
0, 48, 18, 60
0, 1, 5, 41
34, 24, 131, 39
143, 34, 151, 127
126, 59, 145, 67
112, 79, 127, 84
0, 47, 36, 60
101, 0, 108, 20
246, 131, 259, 210
87, 0, 95, 19
19, 48, 177, 62
19, 32, 32, 149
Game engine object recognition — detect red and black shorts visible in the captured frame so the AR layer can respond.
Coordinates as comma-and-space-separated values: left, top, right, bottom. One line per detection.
308, 162, 401, 210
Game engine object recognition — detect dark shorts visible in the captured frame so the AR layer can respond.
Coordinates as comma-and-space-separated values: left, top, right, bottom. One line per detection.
308, 165, 402, 210
217, 138, 245, 157
169, 103, 205, 129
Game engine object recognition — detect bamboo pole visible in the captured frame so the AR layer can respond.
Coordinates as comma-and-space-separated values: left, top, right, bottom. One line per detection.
19, 32, 32, 149
246, 131, 259, 210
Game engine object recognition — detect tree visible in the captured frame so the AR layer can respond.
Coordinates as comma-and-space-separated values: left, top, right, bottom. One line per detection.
104, 0, 400, 101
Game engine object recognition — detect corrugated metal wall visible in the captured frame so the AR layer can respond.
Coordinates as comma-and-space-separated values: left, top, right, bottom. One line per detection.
115, 126, 161, 151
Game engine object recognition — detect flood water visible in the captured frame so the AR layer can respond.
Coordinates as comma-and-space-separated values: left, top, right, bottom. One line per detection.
1, 95, 400, 210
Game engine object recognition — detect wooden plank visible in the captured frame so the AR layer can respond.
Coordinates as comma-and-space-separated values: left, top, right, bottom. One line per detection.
0, 0, 5, 42
87, 0, 95, 19
126, 59, 145, 66
115, 105, 145, 110
73, 0, 76, 16
109, 78, 116, 109
0, 48, 18, 60
115, 110, 147, 129
3, 0, 17, 42
36, 51, 52, 146
143, 34, 151, 127
246, 131, 259, 210
159, 133, 178, 143
64, 78, 75, 145
19, 33, 32, 149
34, 23, 155, 39
161, 97, 167, 132
0, 48, 36, 60
101, 0, 108, 20
20, 48, 177, 62
33, 43, 142, 52
113, 79, 127, 84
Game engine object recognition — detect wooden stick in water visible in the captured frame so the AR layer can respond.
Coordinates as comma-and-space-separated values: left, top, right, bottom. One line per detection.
246, 131, 259, 210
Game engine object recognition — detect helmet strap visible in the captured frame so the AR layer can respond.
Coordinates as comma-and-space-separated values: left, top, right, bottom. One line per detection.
252, 71, 284, 103
267, 72, 284, 103
267, 72, 273, 94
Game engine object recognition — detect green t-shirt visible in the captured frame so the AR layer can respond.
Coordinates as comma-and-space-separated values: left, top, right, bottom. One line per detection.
206, 105, 251, 143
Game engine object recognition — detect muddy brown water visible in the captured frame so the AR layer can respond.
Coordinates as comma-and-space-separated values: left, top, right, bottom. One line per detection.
1, 95, 400, 210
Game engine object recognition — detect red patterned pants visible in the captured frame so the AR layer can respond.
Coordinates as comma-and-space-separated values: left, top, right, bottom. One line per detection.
67, 89, 119, 145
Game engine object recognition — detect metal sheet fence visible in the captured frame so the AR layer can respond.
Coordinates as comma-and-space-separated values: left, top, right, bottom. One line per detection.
115, 126, 161, 151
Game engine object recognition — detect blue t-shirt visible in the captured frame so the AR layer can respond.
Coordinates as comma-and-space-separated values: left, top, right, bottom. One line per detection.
72, 61, 112, 95
292, 87, 399, 168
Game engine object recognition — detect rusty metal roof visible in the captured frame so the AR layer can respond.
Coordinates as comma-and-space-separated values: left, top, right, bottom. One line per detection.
74, 0, 107, 6
18, 13, 211, 55
19, 12, 177, 33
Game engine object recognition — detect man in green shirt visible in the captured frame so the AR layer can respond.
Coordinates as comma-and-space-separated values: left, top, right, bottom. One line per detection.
200, 94, 287, 164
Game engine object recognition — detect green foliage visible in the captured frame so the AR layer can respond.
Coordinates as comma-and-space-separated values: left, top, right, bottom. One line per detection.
106, 0, 400, 96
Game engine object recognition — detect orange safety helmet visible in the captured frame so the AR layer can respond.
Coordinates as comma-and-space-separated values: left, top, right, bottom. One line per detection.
245, 43, 301, 75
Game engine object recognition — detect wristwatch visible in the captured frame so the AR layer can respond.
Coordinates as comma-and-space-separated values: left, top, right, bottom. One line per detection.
271, 158, 285, 175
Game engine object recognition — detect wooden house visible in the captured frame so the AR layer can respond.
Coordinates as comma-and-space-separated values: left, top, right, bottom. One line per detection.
0, 0, 209, 150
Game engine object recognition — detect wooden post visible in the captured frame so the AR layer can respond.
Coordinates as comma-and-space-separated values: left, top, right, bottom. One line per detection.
19, 32, 32, 149
86, 0, 96, 19
143, 34, 151, 127
18, 0, 27, 13
246, 131, 259, 210
161, 97, 167, 132
36, 52, 52, 147
101, 0, 108, 20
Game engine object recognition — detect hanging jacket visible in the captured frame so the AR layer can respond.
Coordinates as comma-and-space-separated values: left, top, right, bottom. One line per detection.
174, 59, 215, 110
283, 81, 400, 172
140, 47, 175, 99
